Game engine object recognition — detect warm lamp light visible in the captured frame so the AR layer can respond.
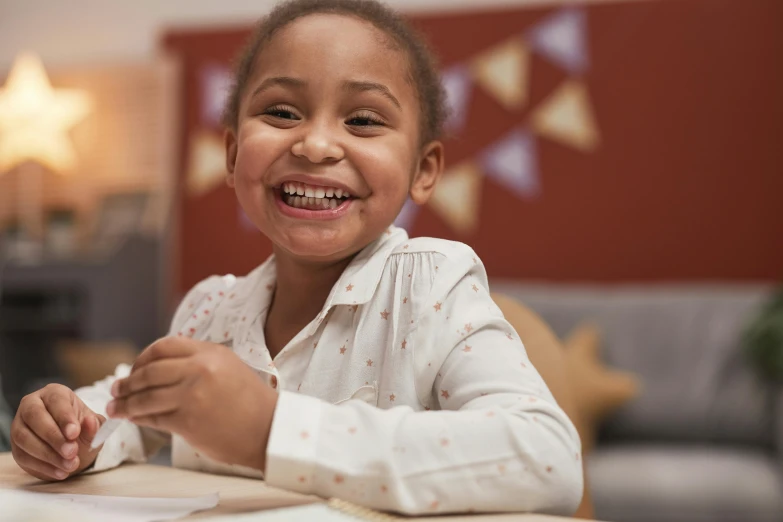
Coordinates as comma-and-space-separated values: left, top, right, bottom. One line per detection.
0, 52, 92, 172
0, 53, 93, 248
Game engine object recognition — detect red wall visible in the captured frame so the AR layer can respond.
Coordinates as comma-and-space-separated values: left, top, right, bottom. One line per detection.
163, 0, 783, 296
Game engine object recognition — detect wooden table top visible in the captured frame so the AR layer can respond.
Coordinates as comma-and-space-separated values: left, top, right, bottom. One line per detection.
0, 453, 588, 521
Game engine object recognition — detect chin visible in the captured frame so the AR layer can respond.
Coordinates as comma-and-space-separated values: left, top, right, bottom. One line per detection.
274, 228, 355, 262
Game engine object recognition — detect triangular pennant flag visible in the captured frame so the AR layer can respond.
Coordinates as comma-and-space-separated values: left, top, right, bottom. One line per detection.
480, 128, 540, 199
200, 64, 232, 126
530, 80, 599, 152
428, 161, 482, 235
441, 65, 473, 134
470, 38, 530, 110
394, 198, 420, 232
187, 130, 226, 196
238, 205, 257, 232
528, 8, 589, 74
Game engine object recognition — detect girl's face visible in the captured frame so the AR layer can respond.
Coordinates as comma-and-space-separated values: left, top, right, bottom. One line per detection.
226, 14, 443, 263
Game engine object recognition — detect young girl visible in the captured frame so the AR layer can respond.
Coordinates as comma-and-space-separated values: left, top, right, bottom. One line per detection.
10, 0, 582, 515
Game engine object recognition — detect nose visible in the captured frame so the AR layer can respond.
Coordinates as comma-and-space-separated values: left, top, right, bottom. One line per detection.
291, 121, 344, 164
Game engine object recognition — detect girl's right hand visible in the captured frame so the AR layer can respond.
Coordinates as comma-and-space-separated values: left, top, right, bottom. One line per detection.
10, 383, 106, 480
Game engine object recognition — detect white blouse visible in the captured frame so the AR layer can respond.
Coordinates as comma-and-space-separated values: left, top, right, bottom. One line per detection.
76, 226, 583, 516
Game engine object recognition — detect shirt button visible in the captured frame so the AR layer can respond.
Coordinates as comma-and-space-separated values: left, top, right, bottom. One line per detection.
270, 375, 278, 389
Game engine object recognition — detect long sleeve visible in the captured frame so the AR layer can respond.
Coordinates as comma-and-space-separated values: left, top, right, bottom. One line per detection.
75, 275, 229, 472
264, 246, 583, 515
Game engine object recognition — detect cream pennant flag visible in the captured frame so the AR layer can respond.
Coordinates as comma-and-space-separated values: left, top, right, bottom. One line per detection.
530, 79, 599, 152
428, 161, 482, 235
470, 37, 530, 111
187, 130, 227, 196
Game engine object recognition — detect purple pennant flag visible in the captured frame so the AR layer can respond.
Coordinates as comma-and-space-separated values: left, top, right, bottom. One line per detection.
201, 64, 233, 127
238, 205, 257, 232
441, 65, 473, 134
480, 128, 540, 199
528, 8, 589, 74
394, 198, 420, 232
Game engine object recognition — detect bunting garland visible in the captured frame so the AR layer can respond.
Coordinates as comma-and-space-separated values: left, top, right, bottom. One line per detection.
528, 8, 589, 74
470, 37, 531, 111
189, 7, 599, 239
441, 65, 473, 134
427, 162, 483, 235
531, 79, 599, 152
480, 128, 540, 199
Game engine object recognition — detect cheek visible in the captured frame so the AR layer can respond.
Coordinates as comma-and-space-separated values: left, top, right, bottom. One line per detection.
234, 123, 289, 183
351, 136, 416, 197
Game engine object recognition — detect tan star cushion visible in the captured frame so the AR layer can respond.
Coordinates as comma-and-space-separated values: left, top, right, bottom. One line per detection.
563, 322, 641, 453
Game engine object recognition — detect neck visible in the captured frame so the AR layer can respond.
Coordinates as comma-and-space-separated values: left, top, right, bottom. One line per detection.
275, 251, 353, 313
264, 248, 355, 356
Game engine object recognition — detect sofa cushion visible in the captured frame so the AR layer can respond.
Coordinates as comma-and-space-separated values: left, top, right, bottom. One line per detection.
491, 283, 775, 447
588, 445, 783, 522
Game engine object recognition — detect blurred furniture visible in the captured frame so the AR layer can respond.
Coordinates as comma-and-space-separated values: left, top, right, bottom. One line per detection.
0, 453, 603, 521
0, 235, 162, 409
492, 282, 781, 522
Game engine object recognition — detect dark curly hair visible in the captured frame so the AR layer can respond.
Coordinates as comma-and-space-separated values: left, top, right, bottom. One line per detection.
222, 0, 448, 145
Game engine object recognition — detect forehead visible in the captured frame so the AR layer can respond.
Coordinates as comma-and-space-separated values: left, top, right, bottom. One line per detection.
249, 13, 414, 99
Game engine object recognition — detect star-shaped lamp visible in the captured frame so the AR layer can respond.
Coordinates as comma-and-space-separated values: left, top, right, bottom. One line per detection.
0, 52, 92, 173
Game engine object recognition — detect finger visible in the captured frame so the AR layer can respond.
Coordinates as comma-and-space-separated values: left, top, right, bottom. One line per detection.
109, 385, 181, 420
133, 338, 197, 371
78, 413, 106, 446
12, 422, 79, 473
112, 359, 187, 399
13, 451, 71, 481
20, 398, 74, 459
41, 389, 80, 441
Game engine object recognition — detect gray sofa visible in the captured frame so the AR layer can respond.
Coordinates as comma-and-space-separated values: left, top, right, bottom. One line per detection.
492, 282, 782, 522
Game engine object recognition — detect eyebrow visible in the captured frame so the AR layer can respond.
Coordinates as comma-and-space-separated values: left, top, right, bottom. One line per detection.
251, 76, 307, 98
250, 76, 401, 111
342, 80, 401, 110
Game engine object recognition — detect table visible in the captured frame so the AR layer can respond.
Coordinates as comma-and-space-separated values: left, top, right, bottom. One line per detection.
0, 453, 586, 521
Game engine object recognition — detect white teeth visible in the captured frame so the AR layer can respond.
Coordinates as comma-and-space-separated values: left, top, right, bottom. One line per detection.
294, 196, 302, 207
344, 191, 351, 198
325, 188, 334, 198
315, 187, 325, 198
304, 187, 314, 198
335, 189, 343, 198
329, 199, 338, 209
296, 184, 304, 196
308, 197, 315, 205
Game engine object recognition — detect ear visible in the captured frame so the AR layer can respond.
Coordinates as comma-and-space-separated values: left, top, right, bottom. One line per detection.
409, 140, 445, 205
224, 128, 238, 188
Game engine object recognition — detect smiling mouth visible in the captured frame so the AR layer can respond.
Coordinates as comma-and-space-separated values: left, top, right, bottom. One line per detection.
279, 181, 353, 210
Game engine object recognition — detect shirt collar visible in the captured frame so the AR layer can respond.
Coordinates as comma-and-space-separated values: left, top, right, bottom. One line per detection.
235, 226, 408, 345
323, 225, 408, 309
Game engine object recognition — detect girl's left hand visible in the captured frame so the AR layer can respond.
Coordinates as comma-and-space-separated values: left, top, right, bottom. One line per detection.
107, 337, 278, 471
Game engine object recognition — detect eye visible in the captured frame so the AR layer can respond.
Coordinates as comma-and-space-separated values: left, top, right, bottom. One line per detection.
346, 111, 385, 127
263, 105, 300, 120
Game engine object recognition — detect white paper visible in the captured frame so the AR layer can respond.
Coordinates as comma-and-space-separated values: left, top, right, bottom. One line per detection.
0, 489, 219, 522
90, 418, 124, 449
